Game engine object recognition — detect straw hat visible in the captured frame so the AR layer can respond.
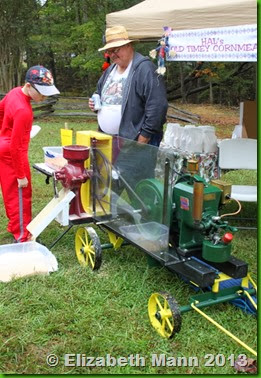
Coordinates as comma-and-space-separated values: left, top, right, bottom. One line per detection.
98, 25, 134, 52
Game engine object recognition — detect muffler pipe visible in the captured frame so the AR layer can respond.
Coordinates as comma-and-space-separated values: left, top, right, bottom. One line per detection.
193, 181, 204, 223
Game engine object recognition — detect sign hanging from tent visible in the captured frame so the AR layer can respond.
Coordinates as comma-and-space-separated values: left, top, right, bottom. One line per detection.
167, 24, 257, 62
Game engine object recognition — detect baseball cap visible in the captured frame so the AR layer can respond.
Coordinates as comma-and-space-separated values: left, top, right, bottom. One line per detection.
25, 65, 60, 96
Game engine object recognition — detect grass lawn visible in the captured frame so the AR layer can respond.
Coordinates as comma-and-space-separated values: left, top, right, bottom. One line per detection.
0, 110, 257, 374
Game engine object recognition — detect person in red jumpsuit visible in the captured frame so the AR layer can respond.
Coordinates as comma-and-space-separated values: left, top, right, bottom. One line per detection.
0, 66, 60, 242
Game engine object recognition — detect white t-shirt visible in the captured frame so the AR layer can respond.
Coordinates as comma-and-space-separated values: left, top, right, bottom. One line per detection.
97, 61, 132, 135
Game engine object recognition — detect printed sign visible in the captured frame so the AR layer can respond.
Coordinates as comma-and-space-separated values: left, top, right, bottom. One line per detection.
167, 24, 257, 62
180, 197, 190, 211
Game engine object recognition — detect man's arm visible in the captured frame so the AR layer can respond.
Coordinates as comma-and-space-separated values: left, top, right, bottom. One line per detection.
10, 108, 31, 180
138, 61, 168, 139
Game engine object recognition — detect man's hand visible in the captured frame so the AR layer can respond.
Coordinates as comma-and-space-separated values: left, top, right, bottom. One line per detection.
17, 177, 28, 188
137, 134, 150, 144
89, 98, 95, 112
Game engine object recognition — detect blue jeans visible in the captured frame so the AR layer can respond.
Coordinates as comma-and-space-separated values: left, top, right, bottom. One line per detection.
149, 131, 163, 147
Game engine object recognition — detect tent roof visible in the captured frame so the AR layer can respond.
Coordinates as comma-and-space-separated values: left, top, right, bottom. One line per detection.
106, 0, 257, 41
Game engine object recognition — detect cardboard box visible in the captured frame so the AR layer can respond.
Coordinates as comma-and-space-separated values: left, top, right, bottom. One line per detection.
239, 100, 257, 139
43, 146, 67, 170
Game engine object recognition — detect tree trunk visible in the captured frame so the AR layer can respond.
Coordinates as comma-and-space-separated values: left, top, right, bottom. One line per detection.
209, 78, 213, 104
179, 62, 186, 103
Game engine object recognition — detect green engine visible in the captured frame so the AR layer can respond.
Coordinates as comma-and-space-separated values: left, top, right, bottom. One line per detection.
171, 174, 236, 263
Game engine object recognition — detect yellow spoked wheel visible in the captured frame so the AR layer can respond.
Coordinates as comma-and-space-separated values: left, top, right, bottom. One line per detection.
148, 292, 182, 338
75, 227, 102, 270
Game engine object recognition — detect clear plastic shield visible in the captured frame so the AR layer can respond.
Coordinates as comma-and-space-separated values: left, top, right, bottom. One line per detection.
89, 135, 174, 263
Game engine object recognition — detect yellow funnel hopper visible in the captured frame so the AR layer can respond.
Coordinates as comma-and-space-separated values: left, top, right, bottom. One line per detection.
61, 122, 73, 146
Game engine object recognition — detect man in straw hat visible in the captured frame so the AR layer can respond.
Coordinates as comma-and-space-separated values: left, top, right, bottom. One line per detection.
89, 25, 168, 146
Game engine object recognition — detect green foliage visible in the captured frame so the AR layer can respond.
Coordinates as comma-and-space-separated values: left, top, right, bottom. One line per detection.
0, 0, 257, 104
69, 20, 104, 75
21, 0, 143, 94
197, 62, 256, 105
0, 0, 41, 90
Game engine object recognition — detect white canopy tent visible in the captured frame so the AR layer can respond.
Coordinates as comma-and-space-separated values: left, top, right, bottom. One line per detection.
106, 0, 257, 165
106, 0, 257, 41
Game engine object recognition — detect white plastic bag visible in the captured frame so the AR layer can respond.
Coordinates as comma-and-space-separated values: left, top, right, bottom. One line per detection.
182, 126, 203, 153
198, 126, 218, 153
172, 124, 182, 149
232, 125, 243, 139
0, 242, 58, 282
163, 123, 180, 147
179, 126, 194, 151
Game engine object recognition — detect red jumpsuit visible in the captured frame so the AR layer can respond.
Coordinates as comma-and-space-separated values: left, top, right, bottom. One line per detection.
0, 87, 33, 242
